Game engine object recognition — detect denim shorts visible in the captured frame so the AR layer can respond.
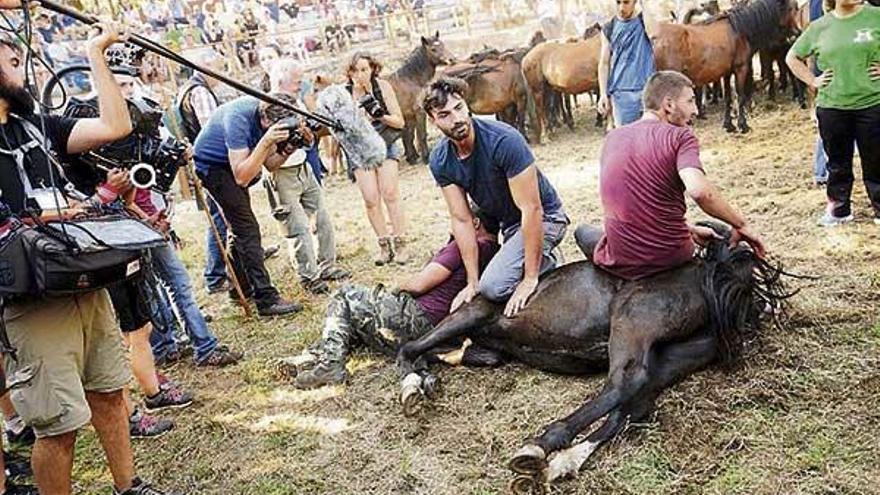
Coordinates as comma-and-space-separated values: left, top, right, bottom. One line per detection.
386, 141, 402, 162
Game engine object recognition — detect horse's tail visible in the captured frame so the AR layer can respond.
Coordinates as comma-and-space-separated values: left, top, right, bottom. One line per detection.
697, 222, 798, 365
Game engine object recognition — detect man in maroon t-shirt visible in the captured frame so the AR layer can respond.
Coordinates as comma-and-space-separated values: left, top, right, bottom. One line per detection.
575, 71, 765, 280
291, 208, 500, 389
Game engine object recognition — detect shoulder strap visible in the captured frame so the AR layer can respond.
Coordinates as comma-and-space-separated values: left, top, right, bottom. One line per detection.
0, 117, 49, 197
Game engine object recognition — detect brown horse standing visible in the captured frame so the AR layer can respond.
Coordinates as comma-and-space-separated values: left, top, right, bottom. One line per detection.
652, 0, 800, 133
521, 27, 602, 143
441, 48, 531, 139
387, 32, 456, 164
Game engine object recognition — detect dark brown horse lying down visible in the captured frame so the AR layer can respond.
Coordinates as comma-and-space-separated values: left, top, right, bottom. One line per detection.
396, 224, 793, 493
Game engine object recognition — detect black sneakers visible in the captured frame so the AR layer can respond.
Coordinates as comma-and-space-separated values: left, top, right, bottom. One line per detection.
2, 481, 39, 495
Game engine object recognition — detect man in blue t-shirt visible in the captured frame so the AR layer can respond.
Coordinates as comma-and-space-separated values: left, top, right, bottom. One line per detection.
193, 93, 306, 317
598, 0, 656, 127
422, 77, 568, 318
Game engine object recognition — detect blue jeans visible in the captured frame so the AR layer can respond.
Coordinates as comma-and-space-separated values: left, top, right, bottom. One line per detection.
479, 212, 569, 302
149, 283, 184, 356
611, 90, 644, 127
203, 197, 228, 290
814, 136, 828, 183
150, 242, 219, 362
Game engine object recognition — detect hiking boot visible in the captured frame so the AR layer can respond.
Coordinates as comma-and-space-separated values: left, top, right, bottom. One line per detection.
129, 408, 174, 439
293, 361, 349, 390
375, 237, 394, 266
114, 477, 180, 495
257, 298, 303, 317
263, 244, 280, 261
4, 424, 34, 447
391, 235, 410, 265
301, 277, 330, 295
817, 212, 854, 227
2, 481, 39, 495
154, 346, 193, 367
4, 450, 32, 480
196, 345, 243, 367
319, 265, 351, 281
144, 384, 194, 412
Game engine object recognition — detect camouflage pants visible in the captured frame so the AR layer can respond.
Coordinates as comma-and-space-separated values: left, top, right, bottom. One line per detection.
319, 284, 433, 365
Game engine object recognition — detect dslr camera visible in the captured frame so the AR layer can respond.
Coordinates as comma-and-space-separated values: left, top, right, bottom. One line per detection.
275, 116, 319, 154
358, 93, 387, 120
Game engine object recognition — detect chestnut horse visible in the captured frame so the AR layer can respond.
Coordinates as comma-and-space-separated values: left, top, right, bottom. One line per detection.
387, 32, 456, 164
653, 0, 800, 133
441, 48, 531, 139
521, 25, 602, 143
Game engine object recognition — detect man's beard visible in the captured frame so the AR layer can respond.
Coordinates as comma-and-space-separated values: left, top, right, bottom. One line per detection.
0, 75, 36, 116
443, 120, 470, 141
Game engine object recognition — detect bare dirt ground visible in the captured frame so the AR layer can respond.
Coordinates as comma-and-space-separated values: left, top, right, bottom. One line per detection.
65, 89, 880, 494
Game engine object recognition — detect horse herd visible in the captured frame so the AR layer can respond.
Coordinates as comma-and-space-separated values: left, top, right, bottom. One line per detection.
386, 0, 808, 164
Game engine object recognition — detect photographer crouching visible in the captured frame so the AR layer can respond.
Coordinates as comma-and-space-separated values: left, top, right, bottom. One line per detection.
193, 91, 310, 317
0, 18, 176, 495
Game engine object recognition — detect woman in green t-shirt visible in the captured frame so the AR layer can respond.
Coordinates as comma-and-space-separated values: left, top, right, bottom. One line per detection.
786, 0, 880, 226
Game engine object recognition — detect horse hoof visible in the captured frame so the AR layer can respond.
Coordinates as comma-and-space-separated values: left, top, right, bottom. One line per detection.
509, 444, 548, 475
422, 373, 441, 400
508, 475, 546, 495
739, 126, 751, 134
724, 125, 736, 133
401, 387, 424, 417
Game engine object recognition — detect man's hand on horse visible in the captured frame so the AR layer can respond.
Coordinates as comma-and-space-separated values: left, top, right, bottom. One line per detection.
504, 276, 539, 318
810, 69, 833, 90
451, 283, 478, 313
689, 224, 721, 247
869, 63, 880, 82
730, 225, 766, 259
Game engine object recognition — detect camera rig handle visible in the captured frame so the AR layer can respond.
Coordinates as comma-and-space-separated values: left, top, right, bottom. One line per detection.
36, 0, 343, 132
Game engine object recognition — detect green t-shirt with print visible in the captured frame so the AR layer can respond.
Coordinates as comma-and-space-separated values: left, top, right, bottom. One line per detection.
792, 5, 880, 110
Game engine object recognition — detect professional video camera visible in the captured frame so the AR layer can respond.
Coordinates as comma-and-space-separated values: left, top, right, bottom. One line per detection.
357, 93, 388, 120
62, 94, 186, 194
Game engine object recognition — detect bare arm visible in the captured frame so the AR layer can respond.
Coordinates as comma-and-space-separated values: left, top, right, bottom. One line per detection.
67, 23, 133, 154
228, 123, 290, 186
398, 262, 453, 296
508, 165, 544, 281
597, 32, 612, 115
679, 167, 765, 257
377, 79, 406, 130
442, 185, 479, 288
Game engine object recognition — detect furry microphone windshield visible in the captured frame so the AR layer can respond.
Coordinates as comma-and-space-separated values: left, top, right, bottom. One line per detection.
315, 84, 386, 174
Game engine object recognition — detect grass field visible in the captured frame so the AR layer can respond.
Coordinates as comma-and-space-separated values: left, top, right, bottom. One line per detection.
61, 92, 880, 495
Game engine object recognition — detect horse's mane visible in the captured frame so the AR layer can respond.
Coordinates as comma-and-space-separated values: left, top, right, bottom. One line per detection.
395, 44, 434, 79
723, 0, 789, 50
445, 63, 498, 81
696, 221, 799, 366
467, 47, 502, 64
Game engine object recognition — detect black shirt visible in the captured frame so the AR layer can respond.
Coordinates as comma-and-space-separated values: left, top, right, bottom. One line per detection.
0, 114, 77, 215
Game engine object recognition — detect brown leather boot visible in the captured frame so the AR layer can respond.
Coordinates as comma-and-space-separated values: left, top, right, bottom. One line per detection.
391, 235, 410, 265
374, 237, 394, 266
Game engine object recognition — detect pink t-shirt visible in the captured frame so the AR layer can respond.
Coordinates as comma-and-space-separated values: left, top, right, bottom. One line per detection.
593, 119, 703, 280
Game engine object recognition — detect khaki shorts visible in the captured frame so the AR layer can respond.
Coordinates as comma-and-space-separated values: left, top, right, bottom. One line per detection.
3, 290, 130, 438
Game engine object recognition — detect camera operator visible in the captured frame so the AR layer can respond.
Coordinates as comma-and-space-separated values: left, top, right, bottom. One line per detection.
0, 17, 176, 495
193, 92, 305, 317
269, 61, 350, 294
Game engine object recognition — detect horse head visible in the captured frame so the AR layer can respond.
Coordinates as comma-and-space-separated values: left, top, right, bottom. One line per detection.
695, 220, 797, 366
420, 31, 457, 66
778, 0, 803, 36
583, 22, 602, 39
528, 30, 547, 48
